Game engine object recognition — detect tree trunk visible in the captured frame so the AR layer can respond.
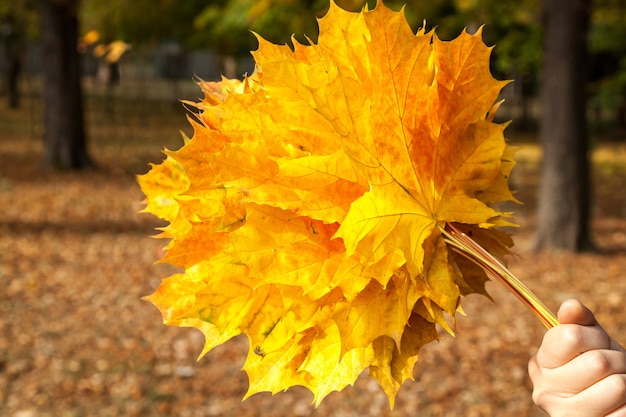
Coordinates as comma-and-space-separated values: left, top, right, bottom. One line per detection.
1, 14, 22, 109
38, 0, 93, 170
535, 0, 593, 251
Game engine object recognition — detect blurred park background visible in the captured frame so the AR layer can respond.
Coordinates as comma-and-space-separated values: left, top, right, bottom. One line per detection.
1, 0, 625, 416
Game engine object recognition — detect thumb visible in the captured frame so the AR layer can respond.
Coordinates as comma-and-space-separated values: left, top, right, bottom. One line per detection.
556, 299, 626, 354
557, 299, 596, 326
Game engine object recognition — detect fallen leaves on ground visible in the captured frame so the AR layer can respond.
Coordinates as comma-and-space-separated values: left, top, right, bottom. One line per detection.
1, 136, 626, 417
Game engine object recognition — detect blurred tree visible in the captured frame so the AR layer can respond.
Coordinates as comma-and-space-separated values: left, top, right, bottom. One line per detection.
535, 0, 593, 251
588, 0, 626, 128
81, 0, 210, 46
191, 0, 319, 77
1, 13, 21, 108
39, 0, 92, 170
0, 0, 37, 109
190, 0, 470, 76
446, 0, 542, 128
76, 0, 623, 111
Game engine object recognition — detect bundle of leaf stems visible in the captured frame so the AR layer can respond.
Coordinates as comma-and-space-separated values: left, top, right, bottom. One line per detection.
441, 223, 559, 329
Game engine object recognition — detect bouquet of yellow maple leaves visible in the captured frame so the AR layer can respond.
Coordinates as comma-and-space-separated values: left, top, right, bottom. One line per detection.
138, 1, 556, 407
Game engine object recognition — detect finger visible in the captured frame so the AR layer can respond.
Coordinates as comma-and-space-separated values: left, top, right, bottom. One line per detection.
567, 374, 626, 417
536, 323, 612, 369
528, 353, 540, 380
607, 403, 626, 417
557, 299, 597, 326
535, 374, 626, 417
538, 350, 626, 395
557, 299, 626, 354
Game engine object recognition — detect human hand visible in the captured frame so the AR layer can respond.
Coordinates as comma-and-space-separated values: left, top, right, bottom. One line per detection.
528, 299, 626, 416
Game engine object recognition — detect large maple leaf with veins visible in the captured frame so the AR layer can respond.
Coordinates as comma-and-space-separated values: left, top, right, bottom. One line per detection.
139, 0, 556, 407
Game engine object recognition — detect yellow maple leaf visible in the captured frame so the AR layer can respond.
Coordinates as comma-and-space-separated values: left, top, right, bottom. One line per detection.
139, 0, 557, 408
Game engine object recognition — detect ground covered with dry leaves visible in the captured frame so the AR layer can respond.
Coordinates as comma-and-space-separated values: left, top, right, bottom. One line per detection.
1, 101, 626, 417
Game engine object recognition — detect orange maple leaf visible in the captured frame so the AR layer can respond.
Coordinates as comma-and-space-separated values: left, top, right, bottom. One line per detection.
139, 0, 556, 407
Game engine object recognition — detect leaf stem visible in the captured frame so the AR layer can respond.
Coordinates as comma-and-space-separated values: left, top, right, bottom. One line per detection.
440, 223, 558, 329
